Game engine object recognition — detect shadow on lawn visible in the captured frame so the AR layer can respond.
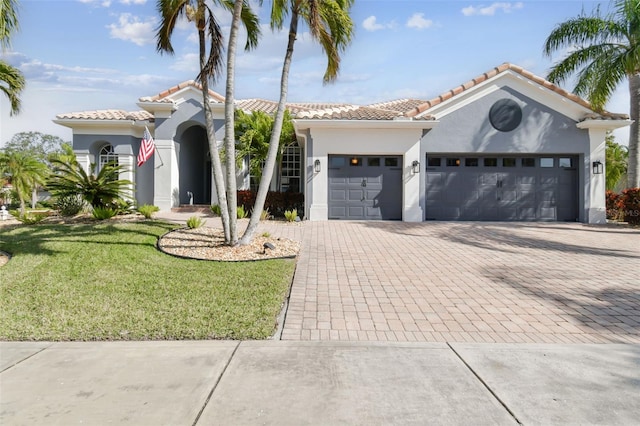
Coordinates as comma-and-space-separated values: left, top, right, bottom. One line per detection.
0, 220, 177, 258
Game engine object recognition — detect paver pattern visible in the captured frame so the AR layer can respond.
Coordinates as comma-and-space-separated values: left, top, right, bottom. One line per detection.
281, 221, 640, 343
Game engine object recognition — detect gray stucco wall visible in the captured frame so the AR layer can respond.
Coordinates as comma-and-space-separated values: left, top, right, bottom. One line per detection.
423, 87, 590, 154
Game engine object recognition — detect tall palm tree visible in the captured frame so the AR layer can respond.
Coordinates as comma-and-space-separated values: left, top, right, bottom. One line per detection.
239, 0, 354, 245
0, 151, 48, 215
543, 0, 640, 189
155, 0, 259, 244
1, 0, 24, 115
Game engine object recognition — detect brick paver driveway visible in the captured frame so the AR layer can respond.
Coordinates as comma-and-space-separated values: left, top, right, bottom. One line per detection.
281, 222, 640, 343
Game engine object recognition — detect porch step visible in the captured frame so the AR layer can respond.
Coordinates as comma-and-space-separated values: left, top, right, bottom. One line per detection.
171, 205, 211, 213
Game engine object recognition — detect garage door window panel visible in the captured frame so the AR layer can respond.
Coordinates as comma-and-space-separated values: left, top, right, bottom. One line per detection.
540, 158, 554, 167
484, 158, 498, 167
427, 157, 441, 167
447, 158, 461, 167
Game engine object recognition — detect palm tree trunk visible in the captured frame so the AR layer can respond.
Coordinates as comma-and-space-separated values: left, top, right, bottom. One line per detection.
239, 9, 299, 245
223, 0, 244, 245
628, 73, 640, 188
198, 7, 231, 243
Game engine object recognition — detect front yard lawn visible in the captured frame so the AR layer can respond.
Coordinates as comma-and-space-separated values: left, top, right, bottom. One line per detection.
0, 221, 296, 340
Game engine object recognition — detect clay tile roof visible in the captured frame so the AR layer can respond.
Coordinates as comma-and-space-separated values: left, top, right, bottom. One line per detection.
236, 99, 351, 115
367, 99, 428, 114
297, 105, 408, 120
405, 63, 629, 120
56, 109, 153, 121
139, 80, 225, 103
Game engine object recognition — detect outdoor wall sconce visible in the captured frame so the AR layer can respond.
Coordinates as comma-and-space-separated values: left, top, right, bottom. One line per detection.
314, 159, 321, 173
412, 160, 420, 174
592, 160, 603, 175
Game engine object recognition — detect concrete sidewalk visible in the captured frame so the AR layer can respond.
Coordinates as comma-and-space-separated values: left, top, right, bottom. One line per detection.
1, 341, 639, 425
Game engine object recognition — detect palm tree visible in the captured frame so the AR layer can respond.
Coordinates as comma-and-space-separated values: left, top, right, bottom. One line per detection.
543, 0, 640, 189
1, 0, 25, 115
47, 159, 132, 210
606, 133, 629, 190
239, 0, 355, 245
155, 0, 259, 245
0, 151, 48, 215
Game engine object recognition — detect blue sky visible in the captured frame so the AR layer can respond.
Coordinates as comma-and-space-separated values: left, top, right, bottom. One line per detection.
0, 0, 630, 146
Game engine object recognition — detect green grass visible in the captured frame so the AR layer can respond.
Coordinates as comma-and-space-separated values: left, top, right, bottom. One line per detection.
0, 221, 296, 341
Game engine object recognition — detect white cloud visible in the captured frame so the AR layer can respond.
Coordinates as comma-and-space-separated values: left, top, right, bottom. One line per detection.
406, 13, 433, 30
461, 2, 524, 17
363, 16, 385, 32
107, 13, 157, 46
77, 0, 112, 7
169, 53, 200, 73
119, 0, 146, 4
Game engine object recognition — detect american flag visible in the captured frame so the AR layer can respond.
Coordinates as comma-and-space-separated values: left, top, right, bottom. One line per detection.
137, 126, 155, 167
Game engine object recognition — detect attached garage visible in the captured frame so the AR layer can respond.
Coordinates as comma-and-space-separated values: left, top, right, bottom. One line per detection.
425, 155, 578, 221
328, 155, 403, 220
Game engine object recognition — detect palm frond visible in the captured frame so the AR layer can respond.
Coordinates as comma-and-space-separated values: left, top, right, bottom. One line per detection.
0, 59, 25, 115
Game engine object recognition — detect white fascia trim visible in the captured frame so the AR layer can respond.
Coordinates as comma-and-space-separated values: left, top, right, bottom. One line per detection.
293, 119, 439, 132
576, 119, 633, 130
136, 101, 175, 118
422, 70, 594, 122
52, 119, 144, 136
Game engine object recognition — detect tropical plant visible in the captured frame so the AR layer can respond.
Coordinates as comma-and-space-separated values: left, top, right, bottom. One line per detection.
606, 134, 629, 190
233, 109, 296, 183
11, 210, 49, 224
138, 204, 160, 219
238, 0, 355, 245
618, 187, 640, 224
0, 151, 48, 215
210, 203, 221, 216
543, 0, 640, 189
47, 159, 132, 210
54, 194, 86, 217
284, 208, 297, 222
260, 208, 271, 221
236, 204, 247, 219
155, 0, 259, 246
186, 215, 204, 229
0, 0, 24, 115
92, 206, 117, 220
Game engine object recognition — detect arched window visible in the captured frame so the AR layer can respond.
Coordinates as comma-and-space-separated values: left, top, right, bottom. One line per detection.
98, 144, 118, 171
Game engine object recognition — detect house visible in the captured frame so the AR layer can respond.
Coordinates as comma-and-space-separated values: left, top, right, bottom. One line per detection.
54, 63, 631, 224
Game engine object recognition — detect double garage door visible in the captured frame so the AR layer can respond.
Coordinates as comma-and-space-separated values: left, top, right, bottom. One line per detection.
425, 155, 578, 221
328, 155, 403, 220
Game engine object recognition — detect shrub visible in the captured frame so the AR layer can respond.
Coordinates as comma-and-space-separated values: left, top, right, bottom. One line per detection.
236, 190, 304, 218
618, 187, 640, 225
14, 211, 49, 224
138, 204, 160, 219
92, 207, 117, 220
55, 194, 86, 217
210, 204, 221, 216
237, 205, 248, 219
260, 209, 271, 221
186, 216, 204, 229
284, 209, 298, 222
606, 190, 623, 221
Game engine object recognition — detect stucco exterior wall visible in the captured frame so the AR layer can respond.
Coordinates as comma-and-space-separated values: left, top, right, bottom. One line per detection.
306, 126, 423, 221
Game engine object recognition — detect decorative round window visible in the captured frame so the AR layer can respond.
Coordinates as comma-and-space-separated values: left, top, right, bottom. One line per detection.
489, 99, 522, 132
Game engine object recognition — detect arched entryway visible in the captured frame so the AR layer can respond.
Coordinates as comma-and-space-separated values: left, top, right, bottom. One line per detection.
177, 125, 211, 205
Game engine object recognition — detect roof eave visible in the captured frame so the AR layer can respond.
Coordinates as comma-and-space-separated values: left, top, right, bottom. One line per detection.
293, 118, 439, 131
576, 119, 633, 130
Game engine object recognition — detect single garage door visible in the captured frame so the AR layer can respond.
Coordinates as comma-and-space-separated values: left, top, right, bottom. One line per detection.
425, 155, 578, 221
328, 155, 403, 220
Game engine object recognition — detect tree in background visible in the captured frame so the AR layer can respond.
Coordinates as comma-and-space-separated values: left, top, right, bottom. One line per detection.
543, 0, 640, 189
234, 109, 296, 185
239, 0, 355, 245
3, 131, 66, 164
606, 133, 629, 191
0, 0, 25, 115
156, 0, 259, 245
0, 150, 48, 215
